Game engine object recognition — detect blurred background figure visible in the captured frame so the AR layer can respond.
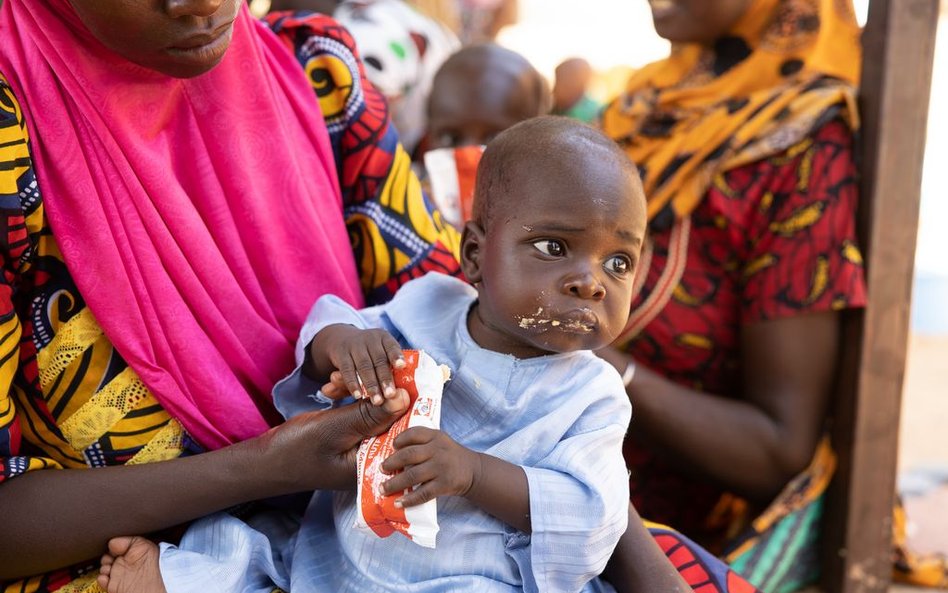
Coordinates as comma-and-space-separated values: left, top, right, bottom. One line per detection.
409, 0, 519, 44
334, 0, 459, 151
552, 57, 604, 123
418, 43, 548, 227
596, 1, 864, 591
423, 43, 548, 152
263, 0, 339, 11
255, 0, 459, 152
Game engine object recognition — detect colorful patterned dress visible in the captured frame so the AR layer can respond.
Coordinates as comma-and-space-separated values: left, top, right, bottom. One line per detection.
600, 1, 868, 590
622, 118, 866, 591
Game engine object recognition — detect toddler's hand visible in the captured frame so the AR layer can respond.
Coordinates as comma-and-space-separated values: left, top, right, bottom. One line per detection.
313, 325, 406, 406
379, 427, 482, 508
321, 370, 411, 415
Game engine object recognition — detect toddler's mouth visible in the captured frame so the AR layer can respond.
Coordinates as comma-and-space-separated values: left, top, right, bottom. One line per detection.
517, 308, 598, 334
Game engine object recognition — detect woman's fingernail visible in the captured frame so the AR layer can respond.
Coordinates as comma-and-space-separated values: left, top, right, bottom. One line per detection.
384, 383, 395, 396
394, 499, 404, 509
394, 358, 406, 369
372, 394, 383, 406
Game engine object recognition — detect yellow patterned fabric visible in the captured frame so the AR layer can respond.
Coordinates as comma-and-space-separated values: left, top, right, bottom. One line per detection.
894, 497, 948, 588
601, 0, 861, 222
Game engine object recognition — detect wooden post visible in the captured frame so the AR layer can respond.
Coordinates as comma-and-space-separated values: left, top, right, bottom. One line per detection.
823, 1, 939, 592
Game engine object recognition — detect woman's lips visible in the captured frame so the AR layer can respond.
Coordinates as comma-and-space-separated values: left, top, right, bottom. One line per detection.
166, 21, 235, 63
648, 0, 680, 20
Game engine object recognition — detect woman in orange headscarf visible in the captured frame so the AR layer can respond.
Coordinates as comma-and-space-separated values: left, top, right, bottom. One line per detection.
598, 1, 865, 591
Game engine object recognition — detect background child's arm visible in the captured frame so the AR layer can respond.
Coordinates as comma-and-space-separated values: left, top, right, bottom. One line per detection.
380, 427, 531, 533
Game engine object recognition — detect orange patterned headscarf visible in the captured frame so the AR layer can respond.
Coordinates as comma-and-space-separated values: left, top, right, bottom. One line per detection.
601, 0, 861, 223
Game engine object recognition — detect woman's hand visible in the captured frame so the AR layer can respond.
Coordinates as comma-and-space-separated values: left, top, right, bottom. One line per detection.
0, 388, 410, 579
260, 388, 411, 492
379, 427, 480, 507
306, 324, 406, 405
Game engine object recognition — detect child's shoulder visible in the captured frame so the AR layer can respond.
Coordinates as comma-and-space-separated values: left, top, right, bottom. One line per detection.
389, 272, 474, 307
562, 351, 626, 392
380, 272, 473, 353
531, 352, 632, 432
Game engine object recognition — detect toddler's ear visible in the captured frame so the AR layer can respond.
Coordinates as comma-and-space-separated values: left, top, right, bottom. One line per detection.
460, 221, 486, 284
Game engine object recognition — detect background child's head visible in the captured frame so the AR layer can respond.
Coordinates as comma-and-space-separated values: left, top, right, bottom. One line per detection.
552, 57, 594, 113
461, 116, 647, 359
425, 43, 550, 150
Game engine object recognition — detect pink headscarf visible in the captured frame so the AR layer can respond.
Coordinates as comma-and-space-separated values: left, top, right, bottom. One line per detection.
0, 0, 364, 450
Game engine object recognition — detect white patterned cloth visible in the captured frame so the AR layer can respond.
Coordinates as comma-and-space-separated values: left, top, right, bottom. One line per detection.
334, 0, 459, 152
160, 273, 630, 593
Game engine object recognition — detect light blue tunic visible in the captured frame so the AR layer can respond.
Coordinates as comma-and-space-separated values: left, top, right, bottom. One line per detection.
160, 273, 631, 593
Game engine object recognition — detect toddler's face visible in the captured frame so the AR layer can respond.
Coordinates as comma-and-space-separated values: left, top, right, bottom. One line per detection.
462, 151, 647, 358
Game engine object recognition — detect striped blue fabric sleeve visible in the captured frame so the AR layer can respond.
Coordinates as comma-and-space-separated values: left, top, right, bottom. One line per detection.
510, 420, 630, 593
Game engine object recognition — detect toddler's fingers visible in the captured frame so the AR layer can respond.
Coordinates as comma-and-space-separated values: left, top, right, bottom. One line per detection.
352, 345, 387, 403
394, 481, 439, 508
367, 339, 397, 398
334, 354, 366, 399
382, 463, 436, 495
381, 387, 410, 416
329, 370, 347, 388
381, 443, 431, 474
393, 426, 437, 449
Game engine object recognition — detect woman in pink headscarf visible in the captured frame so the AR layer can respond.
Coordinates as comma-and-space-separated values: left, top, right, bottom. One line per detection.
0, 2, 764, 592
0, 1, 463, 590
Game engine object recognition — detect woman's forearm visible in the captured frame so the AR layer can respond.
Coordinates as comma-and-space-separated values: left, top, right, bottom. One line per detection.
0, 437, 278, 579
0, 397, 404, 580
627, 365, 794, 501
603, 313, 837, 502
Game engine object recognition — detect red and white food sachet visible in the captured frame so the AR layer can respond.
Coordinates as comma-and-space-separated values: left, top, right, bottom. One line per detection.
422, 145, 484, 228
355, 350, 450, 548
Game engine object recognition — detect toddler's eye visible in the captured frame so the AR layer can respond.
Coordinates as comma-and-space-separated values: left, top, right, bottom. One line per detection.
606, 255, 632, 275
532, 240, 565, 257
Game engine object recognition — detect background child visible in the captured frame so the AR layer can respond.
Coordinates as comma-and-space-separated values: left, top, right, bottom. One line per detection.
552, 57, 604, 124
421, 43, 549, 152
98, 116, 648, 593
417, 43, 549, 227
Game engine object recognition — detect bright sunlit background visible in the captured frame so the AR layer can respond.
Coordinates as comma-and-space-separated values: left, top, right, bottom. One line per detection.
499, 1, 869, 78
